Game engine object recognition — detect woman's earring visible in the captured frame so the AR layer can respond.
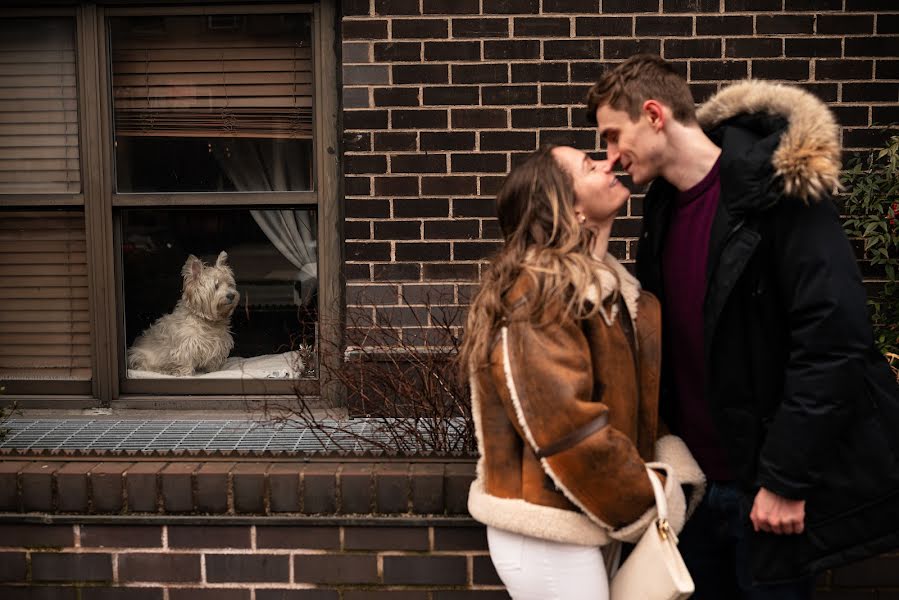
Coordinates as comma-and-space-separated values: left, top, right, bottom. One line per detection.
577, 213, 586, 224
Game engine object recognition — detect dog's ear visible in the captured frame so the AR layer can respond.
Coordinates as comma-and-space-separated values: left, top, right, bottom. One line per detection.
216, 251, 229, 268
181, 254, 203, 282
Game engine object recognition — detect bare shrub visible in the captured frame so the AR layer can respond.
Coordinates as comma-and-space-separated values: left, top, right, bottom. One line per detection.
258, 287, 475, 455
0, 385, 17, 443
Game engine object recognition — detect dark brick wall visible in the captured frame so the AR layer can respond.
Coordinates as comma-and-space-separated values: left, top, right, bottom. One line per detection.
0, 459, 475, 516
341, 1, 899, 342
0, 520, 504, 598
1, 458, 898, 597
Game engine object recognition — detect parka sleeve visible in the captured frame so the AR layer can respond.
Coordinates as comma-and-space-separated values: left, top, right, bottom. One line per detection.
756, 196, 873, 499
494, 303, 686, 540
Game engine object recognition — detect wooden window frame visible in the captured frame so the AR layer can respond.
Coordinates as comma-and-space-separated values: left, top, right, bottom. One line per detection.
3, 1, 343, 408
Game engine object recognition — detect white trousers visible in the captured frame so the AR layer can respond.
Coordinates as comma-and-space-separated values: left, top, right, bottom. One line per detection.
487, 526, 610, 600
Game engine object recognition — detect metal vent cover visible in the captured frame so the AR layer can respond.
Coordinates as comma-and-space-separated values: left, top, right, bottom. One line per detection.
0, 418, 466, 454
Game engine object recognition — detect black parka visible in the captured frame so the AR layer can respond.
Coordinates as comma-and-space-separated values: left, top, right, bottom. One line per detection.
636, 80, 899, 583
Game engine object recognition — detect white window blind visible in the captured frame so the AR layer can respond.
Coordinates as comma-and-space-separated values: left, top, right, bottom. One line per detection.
0, 211, 91, 381
0, 18, 80, 194
111, 16, 313, 140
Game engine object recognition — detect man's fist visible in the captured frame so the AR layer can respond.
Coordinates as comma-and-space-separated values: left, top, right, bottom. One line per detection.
750, 487, 806, 535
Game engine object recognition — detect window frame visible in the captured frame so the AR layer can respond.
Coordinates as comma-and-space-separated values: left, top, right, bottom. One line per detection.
2, 1, 342, 407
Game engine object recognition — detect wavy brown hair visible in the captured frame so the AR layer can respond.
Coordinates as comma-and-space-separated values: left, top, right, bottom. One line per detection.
459, 145, 614, 376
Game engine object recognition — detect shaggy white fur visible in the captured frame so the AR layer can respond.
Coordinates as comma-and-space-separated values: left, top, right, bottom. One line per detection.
696, 79, 841, 203
127, 251, 240, 376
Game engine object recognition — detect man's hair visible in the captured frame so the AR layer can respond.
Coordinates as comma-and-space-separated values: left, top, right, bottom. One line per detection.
586, 54, 697, 126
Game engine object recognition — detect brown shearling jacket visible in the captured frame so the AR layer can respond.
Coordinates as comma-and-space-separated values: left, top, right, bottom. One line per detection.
467, 256, 705, 546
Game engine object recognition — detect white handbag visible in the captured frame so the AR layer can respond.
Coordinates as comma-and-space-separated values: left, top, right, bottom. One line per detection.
610, 468, 694, 600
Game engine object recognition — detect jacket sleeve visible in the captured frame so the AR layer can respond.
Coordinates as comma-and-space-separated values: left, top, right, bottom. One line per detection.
495, 305, 685, 540
756, 197, 873, 499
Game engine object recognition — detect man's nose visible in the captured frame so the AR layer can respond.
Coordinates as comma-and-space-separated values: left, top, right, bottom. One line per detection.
605, 145, 621, 168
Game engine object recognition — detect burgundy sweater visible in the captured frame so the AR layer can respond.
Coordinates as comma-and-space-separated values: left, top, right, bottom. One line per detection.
662, 158, 732, 481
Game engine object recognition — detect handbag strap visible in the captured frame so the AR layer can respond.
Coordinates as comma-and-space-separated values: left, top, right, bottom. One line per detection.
646, 467, 668, 522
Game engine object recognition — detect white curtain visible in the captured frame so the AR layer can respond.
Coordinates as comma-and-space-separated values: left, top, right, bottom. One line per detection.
214, 140, 317, 306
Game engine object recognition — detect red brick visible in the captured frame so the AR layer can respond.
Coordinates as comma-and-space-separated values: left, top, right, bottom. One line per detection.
445, 463, 475, 514
375, 462, 410, 513
21, 462, 58, 512
294, 554, 379, 584
168, 525, 251, 549
383, 555, 467, 585
125, 462, 165, 513
160, 462, 198, 513
31, 552, 112, 582
169, 590, 250, 600
233, 462, 268, 514
90, 462, 130, 513
195, 461, 233, 514
80, 525, 162, 548
257, 526, 340, 549
268, 463, 302, 513
0, 552, 26, 581
0, 587, 77, 600
119, 553, 201, 582
55, 462, 96, 512
257, 592, 339, 600
411, 463, 445, 513
344, 594, 428, 600
344, 526, 429, 550
205, 554, 290, 583
473, 554, 503, 585
433, 593, 511, 600
0, 461, 27, 510
80, 589, 164, 600
339, 463, 374, 514
0, 523, 73, 547
434, 526, 488, 550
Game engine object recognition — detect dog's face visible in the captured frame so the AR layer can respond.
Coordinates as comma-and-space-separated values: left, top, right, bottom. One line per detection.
180, 251, 240, 321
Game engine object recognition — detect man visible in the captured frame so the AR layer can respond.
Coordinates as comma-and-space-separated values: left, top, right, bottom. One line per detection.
587, 54, 899, 598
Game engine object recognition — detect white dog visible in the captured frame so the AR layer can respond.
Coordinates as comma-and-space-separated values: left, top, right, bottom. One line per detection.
128, 251, 239, 376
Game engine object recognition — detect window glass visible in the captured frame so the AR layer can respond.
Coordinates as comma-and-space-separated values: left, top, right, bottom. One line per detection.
0, 18, 80, 194
121, 208, 318, 379
109, 14, 314, 193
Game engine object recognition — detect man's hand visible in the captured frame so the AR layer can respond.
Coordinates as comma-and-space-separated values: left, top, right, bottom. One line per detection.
750, 487, 806, 535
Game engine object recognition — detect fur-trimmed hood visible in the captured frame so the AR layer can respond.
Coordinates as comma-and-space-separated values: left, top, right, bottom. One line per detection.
697, 79, 841, 203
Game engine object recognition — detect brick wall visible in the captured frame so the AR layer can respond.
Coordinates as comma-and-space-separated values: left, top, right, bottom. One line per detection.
0, 457, 898, 597
0, 521, 506, 599
340, 0, 898, 338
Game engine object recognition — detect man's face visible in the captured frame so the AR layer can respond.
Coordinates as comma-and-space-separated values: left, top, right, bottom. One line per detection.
594, 103, 663, 186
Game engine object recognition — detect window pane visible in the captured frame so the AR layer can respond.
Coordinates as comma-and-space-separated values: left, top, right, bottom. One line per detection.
110, 14, 314, 193
0, 18, 80, 194
122, 208, 318, 379
0, 210, 91, 381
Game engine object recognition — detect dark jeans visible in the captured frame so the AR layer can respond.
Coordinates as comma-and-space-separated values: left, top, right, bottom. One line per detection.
678, 482, 814, 600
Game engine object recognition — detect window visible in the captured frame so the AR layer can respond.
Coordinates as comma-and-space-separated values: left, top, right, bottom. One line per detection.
0, 16, 91, 396
121, 208, 318, 380
0, 3, 339, 405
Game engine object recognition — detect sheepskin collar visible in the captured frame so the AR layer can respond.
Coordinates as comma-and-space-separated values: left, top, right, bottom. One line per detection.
586, 254, 641, 327
696, 79, 841, 204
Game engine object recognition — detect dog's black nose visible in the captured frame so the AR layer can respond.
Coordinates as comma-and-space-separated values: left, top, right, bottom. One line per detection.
226, 293, 235, 302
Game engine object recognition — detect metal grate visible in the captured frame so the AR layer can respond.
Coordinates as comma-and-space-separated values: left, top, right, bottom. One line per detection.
0, 418, 465, 454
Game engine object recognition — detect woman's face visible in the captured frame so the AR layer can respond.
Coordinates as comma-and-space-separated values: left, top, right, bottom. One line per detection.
551, 146, 630, 228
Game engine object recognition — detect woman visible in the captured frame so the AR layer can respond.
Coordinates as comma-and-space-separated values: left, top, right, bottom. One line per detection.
461, 145, 705, 600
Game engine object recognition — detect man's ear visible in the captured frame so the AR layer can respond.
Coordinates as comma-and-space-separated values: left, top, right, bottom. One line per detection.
642, 100, 665, 131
